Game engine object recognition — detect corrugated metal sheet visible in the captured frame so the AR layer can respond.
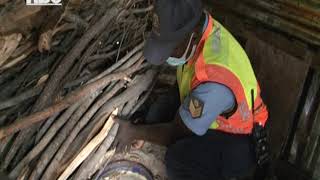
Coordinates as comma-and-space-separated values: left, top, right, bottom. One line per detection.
205, 0, 320, 46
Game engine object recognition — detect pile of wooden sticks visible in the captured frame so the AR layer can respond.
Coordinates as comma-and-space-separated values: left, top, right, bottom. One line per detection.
0, 0, 156, 179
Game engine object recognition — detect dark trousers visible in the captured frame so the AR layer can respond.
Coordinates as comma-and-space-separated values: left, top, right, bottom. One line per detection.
165, 130, 255, 180
146, 86, 255, 180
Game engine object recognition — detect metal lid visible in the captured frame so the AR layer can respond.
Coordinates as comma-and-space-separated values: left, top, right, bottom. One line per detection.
97, 160, 153, 180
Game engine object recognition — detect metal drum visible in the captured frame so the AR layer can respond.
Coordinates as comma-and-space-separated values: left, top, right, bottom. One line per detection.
97, 160, 153, 180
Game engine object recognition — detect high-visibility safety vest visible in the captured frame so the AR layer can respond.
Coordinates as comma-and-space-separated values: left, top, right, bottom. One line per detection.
177, 14, 268, 134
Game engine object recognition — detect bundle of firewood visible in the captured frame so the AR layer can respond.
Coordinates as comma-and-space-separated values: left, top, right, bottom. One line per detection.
0, 0, 156, 179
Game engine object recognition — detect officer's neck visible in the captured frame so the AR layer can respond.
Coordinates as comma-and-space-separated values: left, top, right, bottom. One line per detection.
193, 12, 207, 45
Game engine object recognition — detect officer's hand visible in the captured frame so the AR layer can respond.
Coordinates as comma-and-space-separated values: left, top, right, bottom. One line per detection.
113, 117, 138, 152
132, 140, 145, 149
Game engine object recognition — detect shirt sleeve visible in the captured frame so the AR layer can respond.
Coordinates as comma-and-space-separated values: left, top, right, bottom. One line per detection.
179, 82, 235, 136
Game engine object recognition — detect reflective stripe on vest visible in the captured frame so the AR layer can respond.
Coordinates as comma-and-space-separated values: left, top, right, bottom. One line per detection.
177, 14, 268, 134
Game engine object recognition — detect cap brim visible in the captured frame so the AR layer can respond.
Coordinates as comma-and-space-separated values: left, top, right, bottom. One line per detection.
143, 33, 179, 65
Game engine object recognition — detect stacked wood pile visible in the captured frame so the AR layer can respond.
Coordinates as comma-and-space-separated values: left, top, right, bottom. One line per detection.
0, 0, 156, 179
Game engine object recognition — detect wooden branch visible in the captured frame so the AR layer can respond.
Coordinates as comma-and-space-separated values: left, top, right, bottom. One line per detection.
0, 53, 57, 100
0, 0, 9, 5
0, 100, 35, 171
116, 52, 146, 72
0, 0, 153, 178
0, 46, 36, 72
57, 109, 118, 180
90, 149, 116, 180
94, 69, 156, 121
43, 69, 153, 179
0, 53, 57, 167
121, 96, 139, 117
83, 69, 156, 151
97, 31, 122, 53
0, 84, 44, 111
63, 12, 89, 29
31, 7, 120, 112
41, 81, 126, 180
89, 43, 144, 83
0, 63, 25, 85
0, 33, 23, 67
87, 37, 141, 63
73, 124, 119, 180
51, 30, 79, 53
130, 5, 154, 14
128, 81, 156, 118
52, 23, 77, 36
10, 41, 33, 59
0, 134, 14, 162
16, 166, 30, 180
34, 113, 60, 144
0, 97, 34, 127
27, 93, 99, 180
8, 102, 81, 180
58, 93, 119, 171
0, 61, 142, 139
57, 112, 107, 173
77, 31, 107, 73
87, 48, 120, 61
63, 70, 99, 89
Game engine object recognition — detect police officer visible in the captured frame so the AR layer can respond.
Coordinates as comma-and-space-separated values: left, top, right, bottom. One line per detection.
113, 0, 269, 179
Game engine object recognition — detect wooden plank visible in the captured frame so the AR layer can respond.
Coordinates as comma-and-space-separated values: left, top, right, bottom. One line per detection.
57, 109, 118, 180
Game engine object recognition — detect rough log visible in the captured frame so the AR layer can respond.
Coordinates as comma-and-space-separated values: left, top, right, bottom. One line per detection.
0, 60, 142, 139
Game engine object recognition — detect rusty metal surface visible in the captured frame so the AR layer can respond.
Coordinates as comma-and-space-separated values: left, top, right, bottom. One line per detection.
212, 9, 310, 61
205, 0, 320, 47
206, 3, 320, 70
277, 0, 320, 19
290, 71, 320, 167
311, 137, 320, 179
245, 36, 310, 156
261, 0, 320, 29
312, 51, 320, 69
309, 101, 320, 178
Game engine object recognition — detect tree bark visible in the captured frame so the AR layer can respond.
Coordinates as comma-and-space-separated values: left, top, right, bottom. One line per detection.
0, 61, 142, 139
32, 7, 120, 112
57, 111, 117, 180
8, 102, 81, 179
40, 81, 126, 180
73, 124, 119, 180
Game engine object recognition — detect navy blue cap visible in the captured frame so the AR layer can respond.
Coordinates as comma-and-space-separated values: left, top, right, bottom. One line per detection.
143, 0, 203, 65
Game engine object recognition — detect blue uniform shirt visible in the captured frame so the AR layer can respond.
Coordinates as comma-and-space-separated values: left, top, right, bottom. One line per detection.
179, 83, 235, 136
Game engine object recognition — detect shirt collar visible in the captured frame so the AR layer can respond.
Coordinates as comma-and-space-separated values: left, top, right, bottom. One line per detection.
187, 12, 213, 66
